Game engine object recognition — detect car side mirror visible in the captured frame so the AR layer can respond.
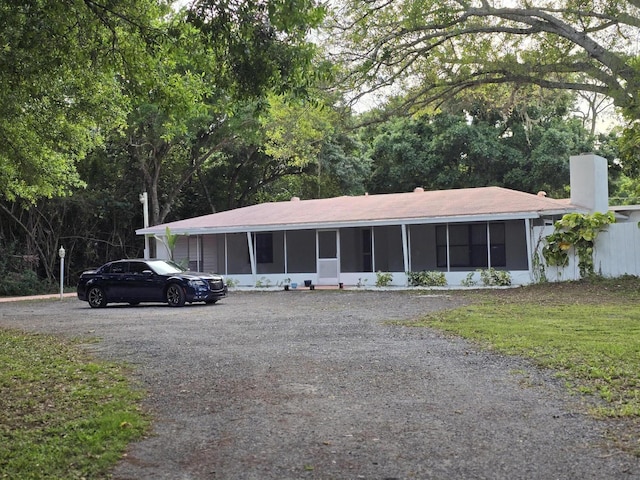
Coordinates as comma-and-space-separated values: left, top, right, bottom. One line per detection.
142, 270, 154, 276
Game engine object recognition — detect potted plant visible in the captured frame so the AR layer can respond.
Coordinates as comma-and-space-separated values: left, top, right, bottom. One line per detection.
283, 278, 291, 291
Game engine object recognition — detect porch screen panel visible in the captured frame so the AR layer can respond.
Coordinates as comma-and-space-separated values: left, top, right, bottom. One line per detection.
286, 229, 316, 273
256, 231, 286, 274
470, 223, 488, 267
340, 228, 372, 273
436, 225, 447, 269
226, 232, 251, 274
489, 223, 506, 267
448, 224, 470, 268
373, 225, 404, 272
410, 224, 437, 271
504, 220, 528, 270
437, 223, 491, 269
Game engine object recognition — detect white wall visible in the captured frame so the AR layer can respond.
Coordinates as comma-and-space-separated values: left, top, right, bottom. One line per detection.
533, 223, 640, 281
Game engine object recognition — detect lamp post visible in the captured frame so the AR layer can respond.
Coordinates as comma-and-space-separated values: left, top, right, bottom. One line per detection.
58, 246, 65, 300
139, 192, 150, 259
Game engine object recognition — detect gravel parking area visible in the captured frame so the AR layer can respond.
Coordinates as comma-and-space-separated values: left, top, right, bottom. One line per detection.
0, 290, 638, 479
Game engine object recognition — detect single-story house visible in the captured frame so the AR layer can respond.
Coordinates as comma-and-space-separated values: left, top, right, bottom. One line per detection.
137, 154, 640, 286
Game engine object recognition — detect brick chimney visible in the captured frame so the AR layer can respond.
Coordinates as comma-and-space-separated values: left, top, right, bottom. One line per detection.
569, 154, 609, 213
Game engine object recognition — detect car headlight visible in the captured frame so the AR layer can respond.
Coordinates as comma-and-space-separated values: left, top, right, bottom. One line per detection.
188, 279, 207, 287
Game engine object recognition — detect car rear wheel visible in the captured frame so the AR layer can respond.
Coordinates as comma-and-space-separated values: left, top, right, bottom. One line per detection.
87, 286, 107, 308
166, 284, 186, 307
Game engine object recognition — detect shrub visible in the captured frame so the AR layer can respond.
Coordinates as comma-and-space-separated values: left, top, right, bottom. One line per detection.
375, 271, 393, 287
407, 271, 447, 287
0, 270, 49, 296
460, 272, 477, 287
479, 268, 511, 286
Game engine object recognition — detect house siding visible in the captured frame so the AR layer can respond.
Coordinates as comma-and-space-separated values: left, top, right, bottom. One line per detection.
534, 222, 640, 281
202, 235, 218, 273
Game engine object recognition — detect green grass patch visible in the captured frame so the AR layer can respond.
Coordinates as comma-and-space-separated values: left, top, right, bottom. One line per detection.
406, 303, 640, 417
0, 329, 149, 479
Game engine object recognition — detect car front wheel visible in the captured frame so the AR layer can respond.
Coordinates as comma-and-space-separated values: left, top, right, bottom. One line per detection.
87, 286, 107, 308
166, 284, 186, 307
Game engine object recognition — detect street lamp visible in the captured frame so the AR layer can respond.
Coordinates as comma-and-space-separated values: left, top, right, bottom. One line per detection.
58, 246, 65, 300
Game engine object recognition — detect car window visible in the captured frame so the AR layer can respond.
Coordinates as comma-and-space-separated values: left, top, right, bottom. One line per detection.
128, 261, 149, 274
107, 262, 128, 274
147, 260, 185, 275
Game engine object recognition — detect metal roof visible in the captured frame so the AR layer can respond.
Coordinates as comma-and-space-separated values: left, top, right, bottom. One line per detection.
137, 186, 580, 235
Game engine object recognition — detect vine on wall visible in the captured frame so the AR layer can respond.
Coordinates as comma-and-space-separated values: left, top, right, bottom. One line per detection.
542, 212, 615, 278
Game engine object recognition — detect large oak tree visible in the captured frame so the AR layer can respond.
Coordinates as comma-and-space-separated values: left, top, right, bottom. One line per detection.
327, 1, 640, 126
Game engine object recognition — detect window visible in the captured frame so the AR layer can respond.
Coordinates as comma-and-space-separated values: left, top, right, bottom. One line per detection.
254, 233, 273, 264
128, 261, 149, 274
436, 223, 506, 269
106, 262, 127, 274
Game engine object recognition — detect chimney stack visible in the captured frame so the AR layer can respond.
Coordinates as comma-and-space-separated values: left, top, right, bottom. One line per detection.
569, 154, 609, 213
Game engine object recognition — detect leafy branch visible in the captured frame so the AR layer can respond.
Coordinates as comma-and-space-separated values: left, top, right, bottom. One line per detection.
542, 211, 615, 278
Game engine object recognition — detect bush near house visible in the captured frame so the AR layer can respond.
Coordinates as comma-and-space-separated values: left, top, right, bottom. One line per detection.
407, 270, 447, 287
375, 271, 393, 287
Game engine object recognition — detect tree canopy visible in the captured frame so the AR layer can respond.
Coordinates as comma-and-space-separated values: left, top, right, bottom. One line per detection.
0, 0, 169, 202
0, 0, 326, 205
327, 0, 640, 121
363, 94, 599, 197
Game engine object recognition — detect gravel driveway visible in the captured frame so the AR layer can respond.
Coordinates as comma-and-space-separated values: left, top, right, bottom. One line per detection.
0, 290, 638, 479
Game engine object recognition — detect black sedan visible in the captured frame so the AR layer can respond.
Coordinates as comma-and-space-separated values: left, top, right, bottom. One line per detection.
77, 259, 227, 308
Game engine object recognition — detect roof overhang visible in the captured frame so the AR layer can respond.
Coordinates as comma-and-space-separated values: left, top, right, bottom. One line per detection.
136, 209, 573, 236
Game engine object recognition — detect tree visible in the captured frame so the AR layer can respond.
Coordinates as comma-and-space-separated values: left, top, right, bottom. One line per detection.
364, 95, 599, 196
123, 1, 327, 226
326, 1, 640, 128
0, 0, 168, 203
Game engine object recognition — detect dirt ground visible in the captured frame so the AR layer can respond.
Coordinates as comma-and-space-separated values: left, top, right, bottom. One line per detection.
0, 289, 638, 479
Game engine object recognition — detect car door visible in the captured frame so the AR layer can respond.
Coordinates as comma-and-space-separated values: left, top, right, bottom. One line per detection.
124, 261, 165, 303
102, 261, 129, 301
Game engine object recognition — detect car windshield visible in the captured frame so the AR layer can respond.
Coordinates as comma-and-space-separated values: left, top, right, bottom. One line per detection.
148, 260, 187, 275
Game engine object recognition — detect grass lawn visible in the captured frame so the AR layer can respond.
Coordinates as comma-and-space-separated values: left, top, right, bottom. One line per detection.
398, 276, 640, 453
0, 330, 148, 479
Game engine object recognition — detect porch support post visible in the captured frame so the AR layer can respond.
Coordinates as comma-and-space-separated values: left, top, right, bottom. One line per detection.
446, 224, 451, 272
371, 227, 376, 272
224, 234, 228, 276
197, 235, 201, 271
401, 224, 409, 273
525, 218, 533, 281
247, 231, 256, 282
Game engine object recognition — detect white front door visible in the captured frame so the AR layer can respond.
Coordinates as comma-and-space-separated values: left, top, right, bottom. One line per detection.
317, 230, 339, 285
